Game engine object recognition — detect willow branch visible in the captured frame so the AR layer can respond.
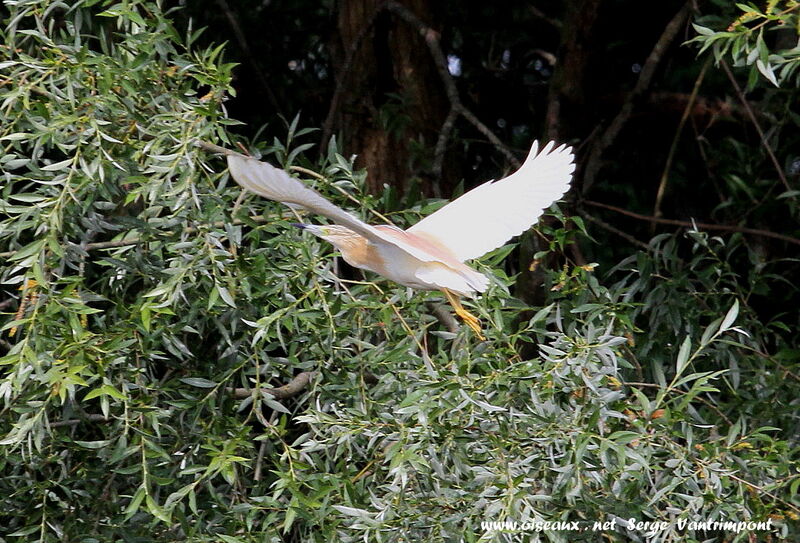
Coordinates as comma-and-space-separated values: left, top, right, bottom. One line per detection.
0, 214, 274, 259
49, 414, 111, 428
583, 2, 691, 194
726, 473, 800, 515
720, 60, 791, 193
528, 5, 563, 29
383, 0, 520, 168
653, 58, 710, 219
623, 381, 732, 426
585, 200, 800, 246
432, 105, 459, 194
426, 302, 459, 333
228, 371, 318, 400
579, 210, 650, 251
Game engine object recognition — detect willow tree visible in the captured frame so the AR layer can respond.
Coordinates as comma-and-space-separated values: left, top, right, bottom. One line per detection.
0, 2, 796, 542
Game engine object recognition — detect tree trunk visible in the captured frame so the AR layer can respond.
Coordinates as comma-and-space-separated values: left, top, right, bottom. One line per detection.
516, 0, 601, 307
330, 0, 448, 195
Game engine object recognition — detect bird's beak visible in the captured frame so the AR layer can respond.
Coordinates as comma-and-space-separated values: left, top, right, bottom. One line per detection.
292, 224, 328, 238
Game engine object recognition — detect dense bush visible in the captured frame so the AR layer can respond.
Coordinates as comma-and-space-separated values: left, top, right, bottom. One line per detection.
1, 1, 797, 542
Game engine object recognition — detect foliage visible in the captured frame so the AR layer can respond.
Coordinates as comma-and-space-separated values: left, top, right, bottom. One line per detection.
691, 1, 800, 89
0, 1, 797, 542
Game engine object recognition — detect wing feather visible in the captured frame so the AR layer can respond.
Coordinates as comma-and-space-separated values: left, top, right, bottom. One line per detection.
226, 154, 443, 264
407, 141, 574, 262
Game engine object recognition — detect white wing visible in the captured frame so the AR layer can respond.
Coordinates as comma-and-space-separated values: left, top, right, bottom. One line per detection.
407, 141, 574, 262
226, 153, 444, 265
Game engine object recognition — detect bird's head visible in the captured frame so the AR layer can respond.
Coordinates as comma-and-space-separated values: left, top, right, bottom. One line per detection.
292, 223, 364, 253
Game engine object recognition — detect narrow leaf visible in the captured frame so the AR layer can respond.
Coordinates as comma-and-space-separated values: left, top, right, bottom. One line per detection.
676, 336, 692, 377
719, 300, 739, 332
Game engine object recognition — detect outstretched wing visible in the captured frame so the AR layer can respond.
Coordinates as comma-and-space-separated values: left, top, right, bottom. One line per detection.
407, 141, 574, 262
225, 153, 443, 264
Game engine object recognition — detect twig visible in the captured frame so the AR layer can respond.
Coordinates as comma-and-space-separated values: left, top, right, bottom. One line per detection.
383, 1, 457, 102
579, 210, 651, 251
289, 165, 397, 226
432, 105, 459, 196
531, 48, 557, 67
623, 345, 645, 382
229, 371, 318, 400
528, 5, 563, 29
726, 472, 800, 515
457, 106, 520, 167
569, 238, 587, 267
0, 213, 275, 259
49, 414, 110, 428
0, 238, 140, 259
583, 1, 692, 195
47, 373, 318, 429
382, 0, 520, 168
584, 199, 800, 246
720, 60, 792, 193
689, 111, 726, 204
623, 381, 732, 426
71, 239, 143, 252
426, 302, 459, 333
254, 441, 267, 482
321, 1, 522, 175
653, 58, 710, 219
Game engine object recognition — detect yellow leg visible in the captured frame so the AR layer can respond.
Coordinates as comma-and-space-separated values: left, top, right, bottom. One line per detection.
442, 289, 485, 340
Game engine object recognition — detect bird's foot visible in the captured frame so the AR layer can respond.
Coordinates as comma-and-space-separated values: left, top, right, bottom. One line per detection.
443, 289, 486, 340
455, 306, 485, 340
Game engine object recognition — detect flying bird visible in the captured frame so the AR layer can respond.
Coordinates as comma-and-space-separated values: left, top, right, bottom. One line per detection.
202, 141, 574, 338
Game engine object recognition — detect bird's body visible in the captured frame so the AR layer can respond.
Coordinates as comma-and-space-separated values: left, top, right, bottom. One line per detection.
214, 140, 576, 338
306, 224, 488, 296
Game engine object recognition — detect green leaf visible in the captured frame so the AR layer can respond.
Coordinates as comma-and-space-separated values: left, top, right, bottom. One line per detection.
140, 304, 151, 332
691, 24, 715, 36
736, 3, 762, 15
74, 439, 113, 449
8, 238, 46, 262
0, 132, 33, 141
123, 486, 146, 521
283, 505, 297, 534
7, 526, 40, 537
85, 384, 127, 401
333, 505, 371, 518
180, 377, 217, 388
146, 494, 171, 523
216, 284, 236, 308
675, 336, 692, 377
8, 193, 49, 203
756, 58, 779, 86
608, 431, 640, 445
41, 157, 74, 171
719, 300, 739, 332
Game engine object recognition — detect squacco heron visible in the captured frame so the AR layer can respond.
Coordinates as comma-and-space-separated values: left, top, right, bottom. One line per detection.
205, 140, 574, 338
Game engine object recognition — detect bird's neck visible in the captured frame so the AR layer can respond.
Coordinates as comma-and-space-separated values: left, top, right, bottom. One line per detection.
333, 236, 382, 274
